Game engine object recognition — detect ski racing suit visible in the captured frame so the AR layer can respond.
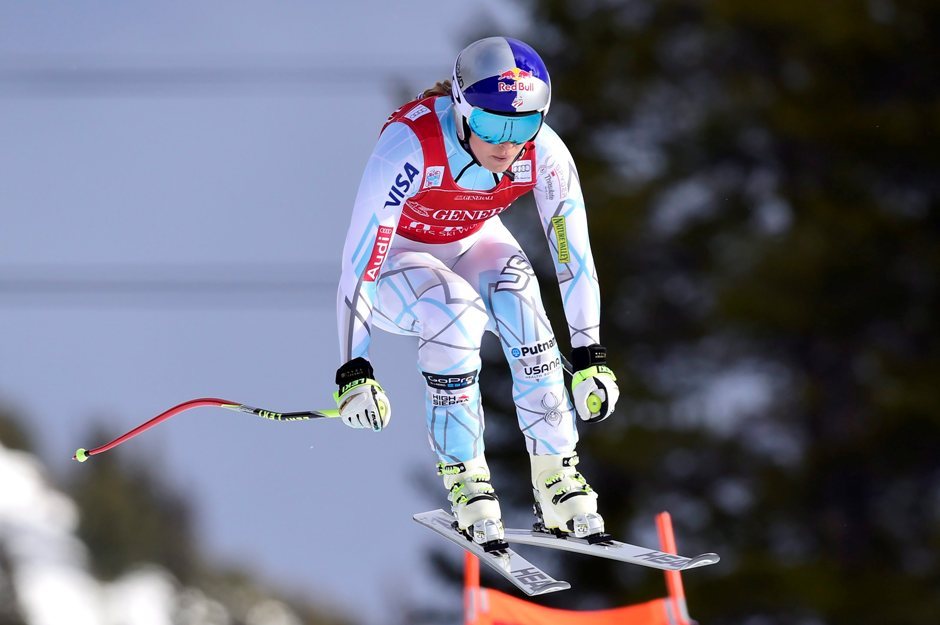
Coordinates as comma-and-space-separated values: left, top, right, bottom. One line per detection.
336, 95, 601, 463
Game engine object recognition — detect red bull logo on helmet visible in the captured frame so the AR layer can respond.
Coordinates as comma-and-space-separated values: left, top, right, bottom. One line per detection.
498, 67, 536, 93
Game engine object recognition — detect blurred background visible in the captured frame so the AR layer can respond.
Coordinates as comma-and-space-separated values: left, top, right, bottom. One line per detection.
2, 1, 938, 624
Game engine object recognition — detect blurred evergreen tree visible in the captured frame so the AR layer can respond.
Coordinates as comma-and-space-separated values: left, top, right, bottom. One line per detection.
0, 408, 41, 624
0, 547, 27, 625
69, 423, 357, 624
0, 406, 33, 454
471, 1, 939, 623
70, 427, 199, 583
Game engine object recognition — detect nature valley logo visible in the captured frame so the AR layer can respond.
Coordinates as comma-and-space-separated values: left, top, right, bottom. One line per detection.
551, 216, 570, 264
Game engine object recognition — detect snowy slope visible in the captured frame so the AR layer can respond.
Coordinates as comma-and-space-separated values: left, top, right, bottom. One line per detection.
0, 440, 300, 625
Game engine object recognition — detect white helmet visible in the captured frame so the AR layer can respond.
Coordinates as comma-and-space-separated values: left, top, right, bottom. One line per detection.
451, 36, 551, 144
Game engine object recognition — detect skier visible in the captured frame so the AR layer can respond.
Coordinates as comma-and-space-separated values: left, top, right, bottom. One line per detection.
335, 36, 619, 546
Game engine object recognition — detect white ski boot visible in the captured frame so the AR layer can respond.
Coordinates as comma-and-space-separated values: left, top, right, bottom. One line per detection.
438, 455, 506, 549
530, 452, 607, 540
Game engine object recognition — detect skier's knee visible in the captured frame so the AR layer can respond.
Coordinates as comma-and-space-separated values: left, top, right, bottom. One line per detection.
494, 255, 542, 298
423, 285, 488, 338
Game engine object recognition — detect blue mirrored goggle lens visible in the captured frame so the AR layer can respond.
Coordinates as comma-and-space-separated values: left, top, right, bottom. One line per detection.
467, 109, 542, 145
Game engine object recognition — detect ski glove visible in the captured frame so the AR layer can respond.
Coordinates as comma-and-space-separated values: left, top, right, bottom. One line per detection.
570, 344, 619, 422
333, 357, 391, 431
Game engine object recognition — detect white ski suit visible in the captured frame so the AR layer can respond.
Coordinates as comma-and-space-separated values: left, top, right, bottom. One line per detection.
337, 95, 603, 462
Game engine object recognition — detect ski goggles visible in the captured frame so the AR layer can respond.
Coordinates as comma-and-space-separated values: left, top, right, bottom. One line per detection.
467, 108, 543, 145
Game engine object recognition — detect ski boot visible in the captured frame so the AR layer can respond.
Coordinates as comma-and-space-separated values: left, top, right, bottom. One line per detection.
530, 452, 609, 543
438, 455, 507, 551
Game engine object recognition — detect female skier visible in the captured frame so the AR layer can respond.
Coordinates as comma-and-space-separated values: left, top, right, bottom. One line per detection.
334, 36, 619, 546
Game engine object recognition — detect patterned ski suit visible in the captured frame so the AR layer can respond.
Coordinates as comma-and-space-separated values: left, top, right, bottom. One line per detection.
337, 95, 602, 462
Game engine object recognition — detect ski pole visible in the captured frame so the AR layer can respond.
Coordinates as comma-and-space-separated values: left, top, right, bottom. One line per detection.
72, 397, 339, 463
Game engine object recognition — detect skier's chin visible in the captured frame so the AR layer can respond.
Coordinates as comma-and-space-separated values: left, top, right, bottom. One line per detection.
482, 154, 511, 173
468, 132, 524, 173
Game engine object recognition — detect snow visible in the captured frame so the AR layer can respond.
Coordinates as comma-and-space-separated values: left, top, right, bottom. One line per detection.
0, 440, 300, 624
0, 442, 102, 625
102, 569, 177, 625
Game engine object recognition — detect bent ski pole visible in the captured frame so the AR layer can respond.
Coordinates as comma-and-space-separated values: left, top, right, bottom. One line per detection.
72, 397, 339, 462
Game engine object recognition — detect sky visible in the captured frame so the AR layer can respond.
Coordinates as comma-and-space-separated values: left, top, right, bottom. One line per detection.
0, 2, 531, 623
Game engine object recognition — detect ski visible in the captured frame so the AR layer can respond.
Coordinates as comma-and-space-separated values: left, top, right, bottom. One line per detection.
413, 509, 570, 596
502, 527, 720, 571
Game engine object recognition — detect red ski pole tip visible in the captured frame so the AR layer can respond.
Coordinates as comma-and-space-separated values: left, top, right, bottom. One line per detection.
73, 448, 89, 463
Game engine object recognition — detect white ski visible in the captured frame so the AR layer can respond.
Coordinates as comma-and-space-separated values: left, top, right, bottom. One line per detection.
503, 527, 720, 571
413, 509, 570, 596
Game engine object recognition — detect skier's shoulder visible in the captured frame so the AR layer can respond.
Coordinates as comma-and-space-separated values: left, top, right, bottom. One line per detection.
373, 109, 425, 165
533, 122, 568, 155
383, 95, 449, 132
532, 122, 578, 174
376, 96, 451, 158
